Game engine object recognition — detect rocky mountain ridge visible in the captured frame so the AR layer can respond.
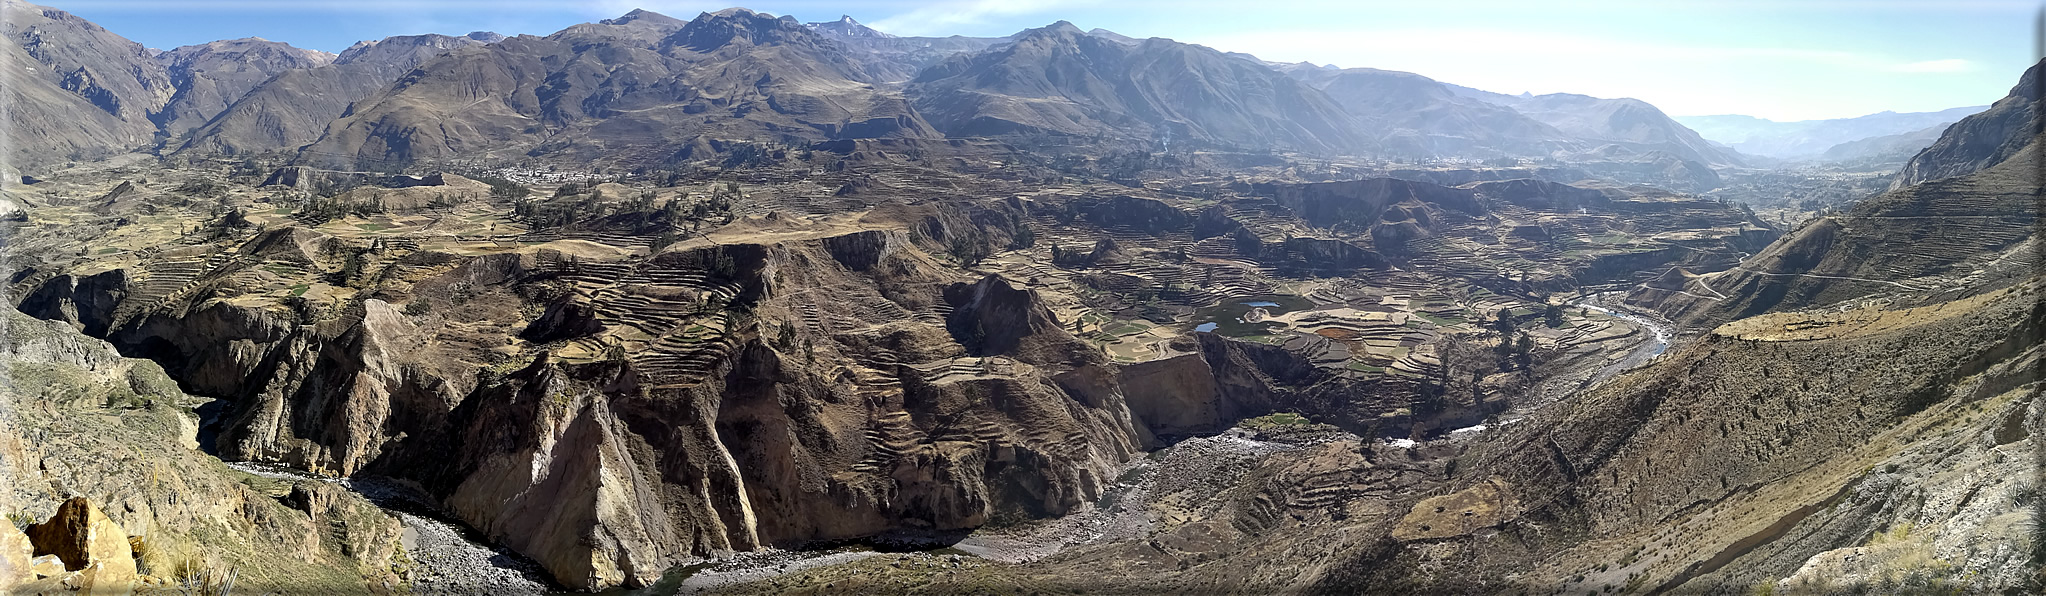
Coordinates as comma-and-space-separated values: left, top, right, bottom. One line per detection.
2, 4, 2039, 595
1284, 65, 1583, 159
152, 37, 336, 136
297, 8, 930, 168
909, 21, 1367, 154
3, 0, 1763, 184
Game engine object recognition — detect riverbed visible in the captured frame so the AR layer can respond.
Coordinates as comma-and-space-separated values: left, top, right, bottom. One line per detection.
1575, 291, 1675, 378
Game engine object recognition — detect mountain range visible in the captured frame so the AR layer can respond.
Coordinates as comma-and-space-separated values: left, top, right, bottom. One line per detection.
0, 2, 1988, 184
2, 3, 2041, 594
1678, 106, 1987, 159
907, 21, 1365, 154
0, 3, 1785, 179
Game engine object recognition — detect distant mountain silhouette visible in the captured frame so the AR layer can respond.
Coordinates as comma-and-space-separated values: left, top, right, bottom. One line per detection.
908, 21, 1367, 153
1678, 106, 1985, 159
299, 9, 930, 167
1448, 84, 1746, 167
1284, 65, 1581, 158
178, 33, 500, 156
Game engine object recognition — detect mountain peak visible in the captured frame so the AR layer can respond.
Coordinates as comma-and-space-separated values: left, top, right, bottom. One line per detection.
672, 7, 818, 51
600, 8, 683, 27
806, 13, 893, 38
1010, 20, 1086, 42
703, 7, 762, 18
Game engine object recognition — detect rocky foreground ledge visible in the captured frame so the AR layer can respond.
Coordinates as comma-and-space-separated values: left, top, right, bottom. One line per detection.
5, 497, 189, 593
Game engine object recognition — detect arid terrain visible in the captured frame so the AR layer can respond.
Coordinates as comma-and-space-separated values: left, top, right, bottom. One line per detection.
0, 2, 2037, 595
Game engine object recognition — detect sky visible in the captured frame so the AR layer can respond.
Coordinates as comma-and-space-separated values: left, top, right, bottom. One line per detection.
43, 0, 2041, 121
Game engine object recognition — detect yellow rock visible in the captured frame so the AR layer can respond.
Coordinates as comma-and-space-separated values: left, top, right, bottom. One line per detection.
25, 497, 137, 584
0, 522, 31, 587
29, 554, 64, 578
71, 559, 135, 595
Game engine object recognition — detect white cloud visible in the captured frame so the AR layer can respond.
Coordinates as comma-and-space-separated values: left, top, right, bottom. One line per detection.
1888, 58, 1977, 73
867, 0, 1075, 37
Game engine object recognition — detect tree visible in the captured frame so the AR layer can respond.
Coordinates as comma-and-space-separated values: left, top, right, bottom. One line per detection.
1513, 333, 1535, 370
776, 322, 796, 350
1491, 312, 1516, 337
651, 230, 681, 253
482, 177, 531, 200
1011, 224, 1036, 249
216, 207, 249, 229
1544, 303, 1565, 328
949, 236, 990, 266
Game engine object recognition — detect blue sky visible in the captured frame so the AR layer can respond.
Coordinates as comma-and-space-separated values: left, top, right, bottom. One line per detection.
47, 0, 2039, 121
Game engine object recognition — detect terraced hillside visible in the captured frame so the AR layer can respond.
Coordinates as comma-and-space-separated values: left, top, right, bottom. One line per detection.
0, 135, 1739, 589
1632, 61, 2044, 328
1, 5, 2034, 595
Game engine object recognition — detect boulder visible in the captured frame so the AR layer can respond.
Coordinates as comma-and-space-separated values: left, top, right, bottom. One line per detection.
25, 498, 136, 585
29, 554, 64, 578
67, 558, 135, 595
1, 523, 31, 587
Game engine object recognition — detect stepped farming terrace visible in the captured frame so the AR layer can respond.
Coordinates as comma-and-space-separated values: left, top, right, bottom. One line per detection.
7, 155, 1735, 419
2, 151, 1746, 591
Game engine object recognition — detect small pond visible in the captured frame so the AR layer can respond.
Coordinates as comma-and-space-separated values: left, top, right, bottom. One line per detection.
1189, 294, 1316, 337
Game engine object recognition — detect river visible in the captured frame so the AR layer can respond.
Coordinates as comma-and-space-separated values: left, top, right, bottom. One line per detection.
1575, 291, 1674, 379
1423, 291, 1677, 442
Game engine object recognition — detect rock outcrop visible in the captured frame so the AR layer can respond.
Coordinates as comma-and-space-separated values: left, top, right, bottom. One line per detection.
25, 497, 136, 589
0, 306, 410, 593
19, 215, 1175, 590
1, 523, 32, 588
1892, 58, 2042, 188
944, 274, 1089, 365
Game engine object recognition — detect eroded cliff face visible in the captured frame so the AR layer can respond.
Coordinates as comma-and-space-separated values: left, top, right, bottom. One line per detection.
15, 217, 1221, 589
0, 307, 409, 593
